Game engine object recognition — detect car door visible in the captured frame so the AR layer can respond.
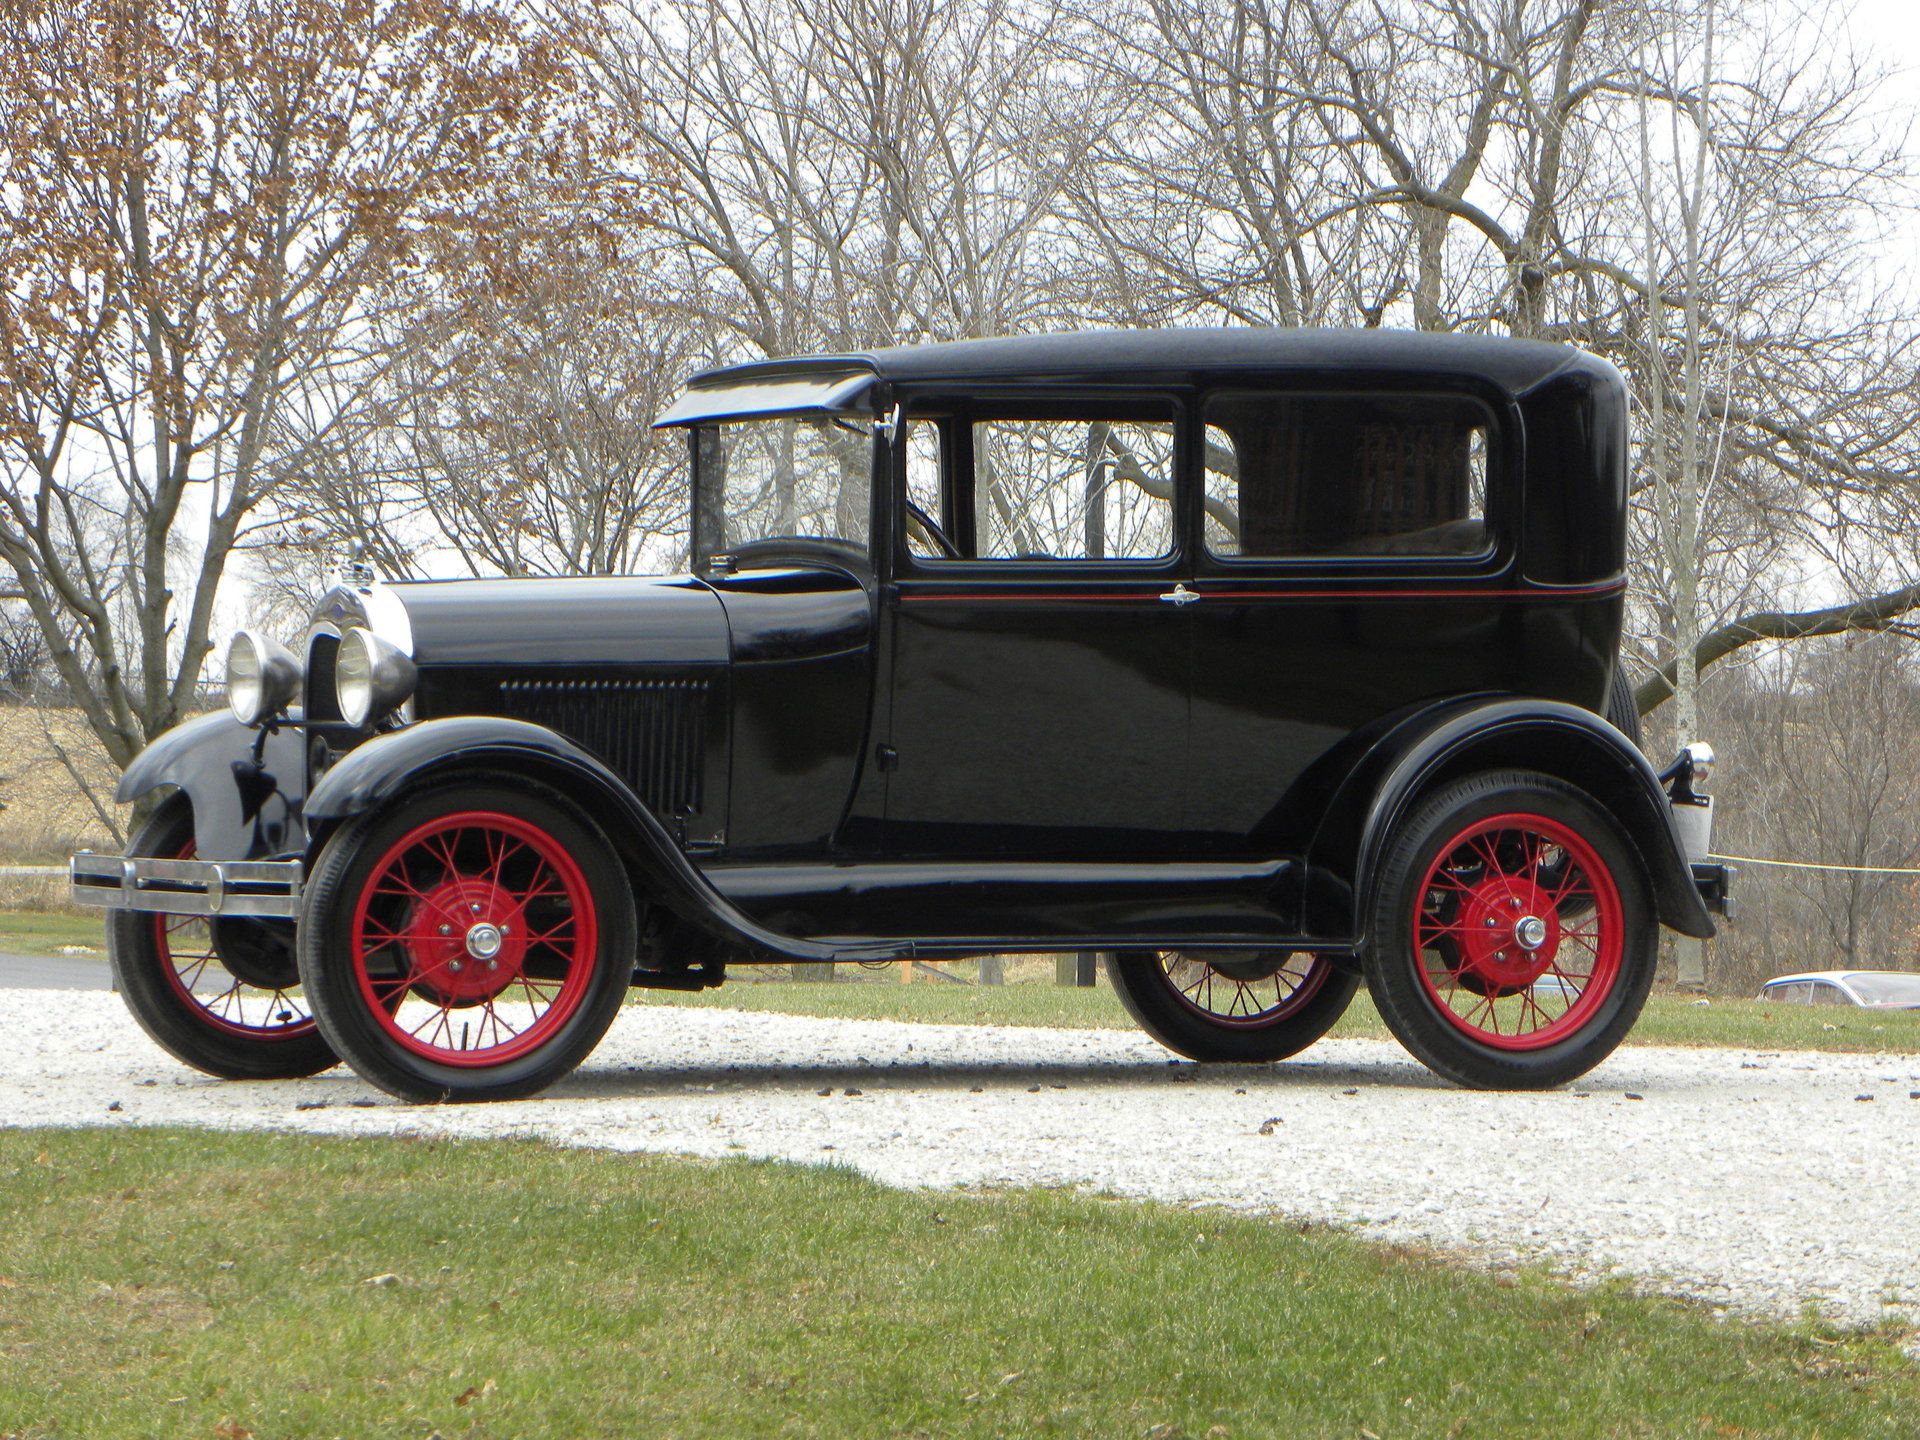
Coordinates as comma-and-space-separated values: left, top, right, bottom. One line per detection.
883, 395, 1192, 860
1182, 386, 1533, 854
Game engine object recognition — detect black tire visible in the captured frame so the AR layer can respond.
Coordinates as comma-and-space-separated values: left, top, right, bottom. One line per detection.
1364, 769, 1657, 1090
1107, 949, 1360, 1063
1605, 666, 1643, 751
298, 782, 636, 1103
108, 798, 338, 1081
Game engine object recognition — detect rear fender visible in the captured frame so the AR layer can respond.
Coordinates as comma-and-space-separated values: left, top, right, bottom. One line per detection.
301, 716, 866, 964
1307, 697, 1714, 947
115, 711, 309, 861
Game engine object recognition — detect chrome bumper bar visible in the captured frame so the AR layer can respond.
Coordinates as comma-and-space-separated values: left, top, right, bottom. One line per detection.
69, 853, 304, 919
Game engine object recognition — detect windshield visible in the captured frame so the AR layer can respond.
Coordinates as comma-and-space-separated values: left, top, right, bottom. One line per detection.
1841, 973, 1920, 1006
691, 416, 873, 566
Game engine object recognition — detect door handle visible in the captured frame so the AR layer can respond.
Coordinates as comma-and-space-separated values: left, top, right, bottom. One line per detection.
1158, 584, 1200, 606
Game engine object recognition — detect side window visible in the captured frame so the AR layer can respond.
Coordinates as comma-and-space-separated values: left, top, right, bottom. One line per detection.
969, 411, 1175, 562
1204, 393, 1490, 559
902, 420, 947, 559
1810, 982, 1847, 1006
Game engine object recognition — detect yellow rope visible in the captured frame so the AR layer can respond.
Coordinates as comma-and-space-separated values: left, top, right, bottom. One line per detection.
1709, 852, 1920, 876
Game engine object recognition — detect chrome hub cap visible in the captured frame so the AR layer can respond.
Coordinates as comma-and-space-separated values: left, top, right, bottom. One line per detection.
1514, 915, 1548, 951
465, 922, 505, 962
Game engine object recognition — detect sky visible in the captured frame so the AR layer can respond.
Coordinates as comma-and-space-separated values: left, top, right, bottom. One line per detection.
1847, 0, 1920, 289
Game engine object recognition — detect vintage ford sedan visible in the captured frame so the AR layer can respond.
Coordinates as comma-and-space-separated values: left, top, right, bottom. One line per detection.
73, 329, 1730, 1101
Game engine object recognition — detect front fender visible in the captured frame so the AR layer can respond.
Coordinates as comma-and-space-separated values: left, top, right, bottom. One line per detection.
303, 717, 876, 964
115, 711, 309, 862
1307, 696, 1714, 946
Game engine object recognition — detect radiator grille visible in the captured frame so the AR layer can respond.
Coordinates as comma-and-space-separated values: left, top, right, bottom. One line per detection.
497, 678, 709, 817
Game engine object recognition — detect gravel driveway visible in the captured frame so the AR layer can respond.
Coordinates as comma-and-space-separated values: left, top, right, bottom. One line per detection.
4, 988, 1917, 1333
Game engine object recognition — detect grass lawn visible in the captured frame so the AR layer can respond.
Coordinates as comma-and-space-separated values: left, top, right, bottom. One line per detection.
0, 1128, 1913, 1439
636, 974, 1920, 1054
0, 908, 104, 958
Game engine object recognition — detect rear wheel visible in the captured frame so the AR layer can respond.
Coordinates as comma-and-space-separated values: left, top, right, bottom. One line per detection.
108, 798, 337, 1080
1364, 770, 1656, 1089
298, 783, 636, 1102
1107, 949, 1359, 1062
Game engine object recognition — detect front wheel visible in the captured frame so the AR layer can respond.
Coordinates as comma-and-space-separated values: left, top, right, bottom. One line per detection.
298, 783, 636, 1102
108, 798, 337, 1080
1364, 769, 1657, 1090
1107, 949, 1359, 1062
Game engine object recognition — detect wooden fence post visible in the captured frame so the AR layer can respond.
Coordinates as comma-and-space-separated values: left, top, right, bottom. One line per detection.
1054, 952, 1098, 986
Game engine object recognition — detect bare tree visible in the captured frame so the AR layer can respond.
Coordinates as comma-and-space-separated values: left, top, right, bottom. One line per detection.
576, 0, 1098, 356
260, 135, 690, 583
1707, 636, 1920, 989
0, 0, 585, 767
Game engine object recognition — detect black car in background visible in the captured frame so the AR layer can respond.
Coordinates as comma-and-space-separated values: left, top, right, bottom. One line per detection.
74, 328, 1730, 1101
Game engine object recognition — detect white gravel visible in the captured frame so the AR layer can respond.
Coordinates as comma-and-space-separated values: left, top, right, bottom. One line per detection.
4, 988, 1918, 1333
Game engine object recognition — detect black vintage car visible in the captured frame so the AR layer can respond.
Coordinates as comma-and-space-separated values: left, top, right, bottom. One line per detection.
73, 329, 1730, 1101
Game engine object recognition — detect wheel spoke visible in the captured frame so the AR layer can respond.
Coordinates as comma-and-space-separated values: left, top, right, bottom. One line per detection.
1157, 951, 1328, 1028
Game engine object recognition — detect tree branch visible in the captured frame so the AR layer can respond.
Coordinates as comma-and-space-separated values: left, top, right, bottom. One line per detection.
1636, 583, 1920, 714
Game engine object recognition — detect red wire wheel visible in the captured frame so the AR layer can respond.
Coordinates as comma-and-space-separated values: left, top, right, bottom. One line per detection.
1365, 770, 1656, 1090
1108, 948, 1360, 1063
154, 842, 316, 1043
346, 811, 601, 1067
1160, 951, 1333, 1029
107, 797, 337, 1081
1411, 812, 1623, 1051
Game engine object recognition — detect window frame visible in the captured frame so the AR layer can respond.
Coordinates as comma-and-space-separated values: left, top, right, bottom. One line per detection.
891, 387, 1190, 580
1191, 384, 1515, 578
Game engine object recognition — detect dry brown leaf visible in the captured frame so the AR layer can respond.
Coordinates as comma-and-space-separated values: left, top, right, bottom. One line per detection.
454, 1378, 497, 1407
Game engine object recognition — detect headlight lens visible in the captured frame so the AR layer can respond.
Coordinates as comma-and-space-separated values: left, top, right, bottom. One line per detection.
225, 629, 300, 726
335, 626, 417, 728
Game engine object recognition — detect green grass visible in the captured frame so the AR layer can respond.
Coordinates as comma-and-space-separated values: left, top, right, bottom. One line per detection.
639, 975, 1920, 1054
0, 908, 104, 958
0, 1128, 1913, 1439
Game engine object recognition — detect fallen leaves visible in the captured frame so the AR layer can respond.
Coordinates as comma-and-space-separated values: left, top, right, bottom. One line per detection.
453, 1377, 497, 1407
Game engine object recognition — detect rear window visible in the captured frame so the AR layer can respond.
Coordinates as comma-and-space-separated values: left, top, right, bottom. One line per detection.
1204, 392, 1490, 560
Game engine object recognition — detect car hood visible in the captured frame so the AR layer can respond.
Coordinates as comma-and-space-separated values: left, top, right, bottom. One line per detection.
383, 574, 729, 668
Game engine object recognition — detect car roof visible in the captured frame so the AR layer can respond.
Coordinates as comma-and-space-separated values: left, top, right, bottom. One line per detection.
675, 327, 1604, 404
1761, 971, 1868, 985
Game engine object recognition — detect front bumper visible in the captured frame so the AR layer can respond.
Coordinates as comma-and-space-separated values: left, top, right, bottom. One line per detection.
70, 853, 304, 919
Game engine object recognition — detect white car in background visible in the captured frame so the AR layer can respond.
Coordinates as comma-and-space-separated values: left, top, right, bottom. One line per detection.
1757, 971, 1920, 1010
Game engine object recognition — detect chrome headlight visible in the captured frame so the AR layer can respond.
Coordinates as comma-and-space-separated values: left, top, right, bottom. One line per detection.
225, 629, 301, 726
335, 626, 417, 728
